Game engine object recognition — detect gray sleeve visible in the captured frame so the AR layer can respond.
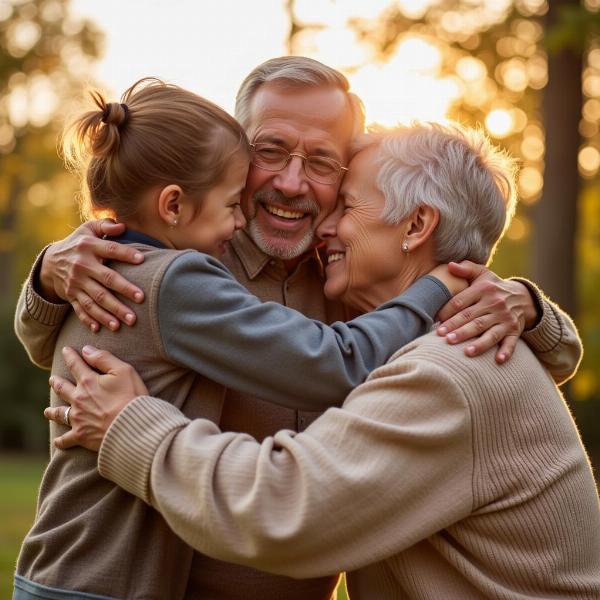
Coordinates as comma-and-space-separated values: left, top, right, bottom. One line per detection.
158, 252, 451, 411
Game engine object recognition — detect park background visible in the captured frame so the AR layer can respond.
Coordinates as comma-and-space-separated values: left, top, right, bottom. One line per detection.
0, 0, 599, 596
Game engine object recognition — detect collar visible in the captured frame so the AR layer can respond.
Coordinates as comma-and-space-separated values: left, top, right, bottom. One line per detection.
230, 229, 324, 280
104, 229, 167, 249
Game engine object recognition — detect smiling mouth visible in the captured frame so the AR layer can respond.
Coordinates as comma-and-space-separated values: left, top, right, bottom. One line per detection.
327, 252, 345, 264
263, 204, 307, 221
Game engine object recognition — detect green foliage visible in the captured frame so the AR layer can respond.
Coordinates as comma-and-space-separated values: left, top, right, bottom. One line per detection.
545, 5, 600, 54
0, 301, 50, 451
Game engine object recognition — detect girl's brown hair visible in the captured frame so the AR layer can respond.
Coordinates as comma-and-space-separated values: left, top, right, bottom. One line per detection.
63, 78, 250, 219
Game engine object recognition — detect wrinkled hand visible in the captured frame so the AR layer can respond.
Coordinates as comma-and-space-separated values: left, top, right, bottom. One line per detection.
45, 346, 148, 451
40, 220, 145, 331
436, 261, 539, 363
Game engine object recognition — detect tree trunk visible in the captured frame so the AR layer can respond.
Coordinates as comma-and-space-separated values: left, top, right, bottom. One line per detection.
534, 0, 583, 318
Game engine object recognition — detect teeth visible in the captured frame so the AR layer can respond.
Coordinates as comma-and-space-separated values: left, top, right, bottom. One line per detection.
265, 205, 305, 219
327, 253, 345, 264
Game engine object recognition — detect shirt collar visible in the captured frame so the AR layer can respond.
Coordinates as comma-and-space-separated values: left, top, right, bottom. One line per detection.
105, 230, 167, 249
230, 229, 324, 280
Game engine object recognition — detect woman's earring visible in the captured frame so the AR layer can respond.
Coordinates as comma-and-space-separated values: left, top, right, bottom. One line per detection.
171, 218, 178, 228
402, 240, 409, 254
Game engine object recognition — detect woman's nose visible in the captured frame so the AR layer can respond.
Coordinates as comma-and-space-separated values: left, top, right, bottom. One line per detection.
316, 203, 343, 240
234, 206, 246, 230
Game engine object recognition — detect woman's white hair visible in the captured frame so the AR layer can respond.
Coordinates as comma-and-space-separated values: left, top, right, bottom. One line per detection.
362, 122, 518, 265
235, 56, 365, 138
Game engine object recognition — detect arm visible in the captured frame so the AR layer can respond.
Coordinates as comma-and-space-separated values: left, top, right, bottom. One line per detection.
437, 262, 582, 383
14, 247, 71, 369
513, 278, 582, 385
157, 252, 452, 411
50, 348, 474, 578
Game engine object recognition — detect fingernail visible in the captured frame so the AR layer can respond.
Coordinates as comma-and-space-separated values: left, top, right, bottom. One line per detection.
438, 326, 447, 335
134, 253, 143, 262
466, 345, 476, 356
109, 320, 119, 331
90, 323, 98, 333
134, 292, 143, 302
49, 376, 54, 386
498, 353, 506, 363
447, 332, 457, 343
82, 345, 97, 356
125, 313, 135, 325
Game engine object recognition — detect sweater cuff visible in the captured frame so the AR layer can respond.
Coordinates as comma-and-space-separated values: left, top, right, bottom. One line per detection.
26, 246, 70, 326
513, 278, 562, 354
98, 395, 190, 503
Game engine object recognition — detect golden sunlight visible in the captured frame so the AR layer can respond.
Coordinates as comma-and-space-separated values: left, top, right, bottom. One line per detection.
485, 108, 514, 138
347, 36, 459, 126
578, 146, 600, 177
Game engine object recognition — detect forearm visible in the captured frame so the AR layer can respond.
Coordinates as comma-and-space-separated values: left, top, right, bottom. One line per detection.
14, 248, 70, 369
514, 278, 583, 384
161, 253, 451, 411
98, 361, 472, 578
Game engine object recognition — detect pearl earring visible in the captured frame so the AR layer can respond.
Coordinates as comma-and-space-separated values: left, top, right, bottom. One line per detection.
171, 218, 178, 228
402, 241, 409, 253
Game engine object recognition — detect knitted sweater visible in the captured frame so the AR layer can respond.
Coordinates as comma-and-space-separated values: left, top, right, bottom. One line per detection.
14, 240, 452, 600
98, 331, 600, 599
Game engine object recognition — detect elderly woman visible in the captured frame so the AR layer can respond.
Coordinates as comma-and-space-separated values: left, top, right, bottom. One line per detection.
46, 122, 600, 598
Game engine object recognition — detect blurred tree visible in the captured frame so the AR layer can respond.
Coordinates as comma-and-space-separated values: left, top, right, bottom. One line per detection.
535, 1, 599, 316
0, 0, 102, 295
0, 0, 102, 450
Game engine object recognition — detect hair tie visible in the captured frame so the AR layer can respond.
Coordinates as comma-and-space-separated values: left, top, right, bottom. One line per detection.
120, 103, 129, 127
100, 103, 129, 127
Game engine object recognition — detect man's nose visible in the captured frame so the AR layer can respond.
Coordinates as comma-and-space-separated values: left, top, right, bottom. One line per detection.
272, 156, 308, 197
316, 203, 343, 240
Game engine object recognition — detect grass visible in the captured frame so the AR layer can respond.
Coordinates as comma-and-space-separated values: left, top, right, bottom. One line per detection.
0, 454, 349, 599
0, 453, 45, 599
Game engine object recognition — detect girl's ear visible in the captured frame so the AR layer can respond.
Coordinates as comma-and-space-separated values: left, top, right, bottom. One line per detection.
403, 205, 439, 251
157, 185, 184, 227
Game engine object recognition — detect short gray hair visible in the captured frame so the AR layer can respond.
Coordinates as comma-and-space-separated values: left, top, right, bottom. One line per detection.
362, 123, 517, 265
235, 56, 365, 138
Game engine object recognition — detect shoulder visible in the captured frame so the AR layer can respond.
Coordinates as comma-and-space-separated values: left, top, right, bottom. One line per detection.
370, 332, 548, 404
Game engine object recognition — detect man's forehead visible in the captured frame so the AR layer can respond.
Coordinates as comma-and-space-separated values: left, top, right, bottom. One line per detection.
248, 83, 354, 141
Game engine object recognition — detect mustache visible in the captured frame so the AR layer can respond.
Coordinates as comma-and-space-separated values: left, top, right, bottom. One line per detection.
252, 190, 320, 216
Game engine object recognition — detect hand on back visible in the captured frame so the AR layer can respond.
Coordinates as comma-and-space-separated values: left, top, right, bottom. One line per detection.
434, 261, 539, 363
41, 220, 145, 331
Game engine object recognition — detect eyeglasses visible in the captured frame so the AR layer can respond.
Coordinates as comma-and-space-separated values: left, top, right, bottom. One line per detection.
250, 143, 348, 185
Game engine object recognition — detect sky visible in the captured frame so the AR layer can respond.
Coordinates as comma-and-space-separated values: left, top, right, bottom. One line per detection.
70, 0, 291, 114
68, 0, 459, 126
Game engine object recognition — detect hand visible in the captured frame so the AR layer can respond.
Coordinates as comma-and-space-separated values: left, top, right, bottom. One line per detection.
45, 346, 148, 451
40, 220, 145, 332
436, 261, 539, 363
428, 264, 469, 297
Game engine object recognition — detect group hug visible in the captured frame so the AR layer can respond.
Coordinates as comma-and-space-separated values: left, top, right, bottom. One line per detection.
12, 56, 600, 599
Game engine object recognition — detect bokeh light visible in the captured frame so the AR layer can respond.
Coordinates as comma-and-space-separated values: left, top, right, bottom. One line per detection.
518, 166, 544, 202
486, 108, 513, 138
578, 146, 600, 177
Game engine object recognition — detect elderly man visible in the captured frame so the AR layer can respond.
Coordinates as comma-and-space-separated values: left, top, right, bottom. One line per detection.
17, 58, 582, 598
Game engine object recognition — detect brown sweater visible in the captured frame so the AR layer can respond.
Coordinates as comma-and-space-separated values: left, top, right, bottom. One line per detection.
98, 331, 600, 599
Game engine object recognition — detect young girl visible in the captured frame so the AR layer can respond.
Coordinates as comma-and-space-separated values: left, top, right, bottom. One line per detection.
14, 79, 455, 599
